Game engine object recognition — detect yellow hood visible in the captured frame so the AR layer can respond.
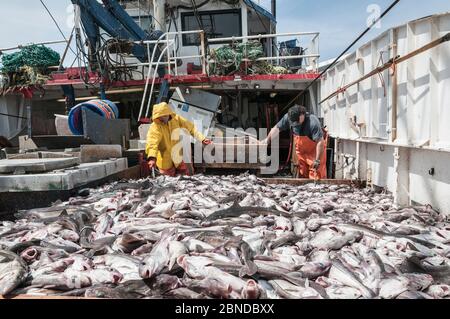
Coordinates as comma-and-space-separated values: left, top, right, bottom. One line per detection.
152, 102, 174, 121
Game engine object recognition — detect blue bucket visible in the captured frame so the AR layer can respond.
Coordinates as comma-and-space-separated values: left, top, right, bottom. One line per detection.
68, 100, 119, 135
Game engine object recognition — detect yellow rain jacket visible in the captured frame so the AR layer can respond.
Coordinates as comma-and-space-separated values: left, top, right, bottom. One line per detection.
145, 102, 206, 170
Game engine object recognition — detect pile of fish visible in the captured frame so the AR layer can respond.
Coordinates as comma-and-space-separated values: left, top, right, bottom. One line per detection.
1, 173, 450, 299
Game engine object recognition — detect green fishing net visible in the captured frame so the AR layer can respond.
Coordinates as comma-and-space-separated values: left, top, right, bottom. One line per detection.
1, 44, 60, 73
210, 40, 287, 76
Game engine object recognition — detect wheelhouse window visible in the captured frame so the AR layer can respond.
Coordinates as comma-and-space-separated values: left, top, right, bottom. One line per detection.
131, 16, 152, 33
181, 10, 242, 46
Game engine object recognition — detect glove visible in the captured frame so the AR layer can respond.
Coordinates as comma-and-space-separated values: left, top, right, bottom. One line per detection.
202, 139, 213, 145
313, 160, 321, 170
148, 158, 156, 169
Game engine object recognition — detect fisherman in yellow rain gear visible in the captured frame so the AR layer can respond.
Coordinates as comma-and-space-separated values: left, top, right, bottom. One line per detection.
145, 102, 212, 177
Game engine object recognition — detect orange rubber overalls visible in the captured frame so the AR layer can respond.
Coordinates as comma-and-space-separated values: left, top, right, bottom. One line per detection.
294, 129, 328, 180
159, 162, 194, 177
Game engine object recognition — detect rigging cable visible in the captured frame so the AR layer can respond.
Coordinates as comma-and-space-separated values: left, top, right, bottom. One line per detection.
280, 0, 401, 114
190, 0, 210, 60
276, 0, 401, 175
39, 0, 77, 57
246, 0, 281, 57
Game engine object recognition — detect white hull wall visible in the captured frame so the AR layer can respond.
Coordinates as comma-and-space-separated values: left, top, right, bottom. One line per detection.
321, 12, 450, 214
336, 139, 450, 214
0, 94, 26, 140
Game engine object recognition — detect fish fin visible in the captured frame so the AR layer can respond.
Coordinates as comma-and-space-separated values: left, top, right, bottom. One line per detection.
59, 209, 69, 217
195, 245, 205, 253
231, 200, 241, 208
85, 249, 96, 259
220, 226, 233, 236
168, 259, 176, 271
246, 261, 258, 276
239, 262, 258, 278
239, 266, 248, 278
305, 278, 310, 288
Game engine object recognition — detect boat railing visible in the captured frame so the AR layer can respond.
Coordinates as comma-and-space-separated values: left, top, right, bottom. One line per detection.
135, 30, 320, 120
135, 30, 207, 120
208, 31, 320, 73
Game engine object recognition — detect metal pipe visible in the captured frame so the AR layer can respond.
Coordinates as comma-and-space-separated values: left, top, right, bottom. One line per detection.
145, 45, 170, 118
139, 32, 168, 121
271, 0, 277, 19
153, 0, 166, 32
390, 29, 398, 142
0, 40, 68, 53
200, 31, 207, 75
320, 32, 450, 105
58, 29, 75, 70
135, 30, 204, 44
208, 32, 319, 43
209, 54, 319, 63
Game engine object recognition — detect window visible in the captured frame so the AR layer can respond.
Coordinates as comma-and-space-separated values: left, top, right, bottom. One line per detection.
131, 16, 152, 32
181, 10, 242, 46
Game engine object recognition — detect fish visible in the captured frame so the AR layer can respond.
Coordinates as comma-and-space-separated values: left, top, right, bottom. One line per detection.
185, 278, 232, 299
328, 259, 376, 299
326, 286, 362, 299
30, 272, 92, 291
205, 202, 291, 222
426, 285, 450, 298
2, 173, 450, 299
253, 260, 297, 279
139, 229, 176, 279
84, 285, 135, 299
114, 233, 147, 254
396, 291, 434, 299
299, 261, 332, 279
0, 250, 28, 296
269, 280, 323, 299
131, 243, 154, 256
93, 254, 141, 282
165, 287, 205, 299
379, 276, 410, 299
87, 268, 123, 285
168, 241, 188, 270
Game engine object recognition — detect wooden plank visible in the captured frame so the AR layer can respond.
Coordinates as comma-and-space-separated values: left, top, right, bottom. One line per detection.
263, 178, 366, 187
115, 165, 141, 180
195, 163, 262, 169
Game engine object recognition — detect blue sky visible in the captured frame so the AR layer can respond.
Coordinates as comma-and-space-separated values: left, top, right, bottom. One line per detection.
0, 0, 449, 64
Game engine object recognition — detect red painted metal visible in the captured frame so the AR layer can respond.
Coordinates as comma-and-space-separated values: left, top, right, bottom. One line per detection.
44, 69, 320, 88
187, 63, 203, 75
139, 118, 152, 124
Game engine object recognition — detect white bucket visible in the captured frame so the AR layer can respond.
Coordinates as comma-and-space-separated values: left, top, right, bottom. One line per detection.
54, 114, 73, 136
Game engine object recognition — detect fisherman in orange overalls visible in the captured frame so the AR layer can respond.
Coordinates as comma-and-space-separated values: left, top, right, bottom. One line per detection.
263, 105, 328, 179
